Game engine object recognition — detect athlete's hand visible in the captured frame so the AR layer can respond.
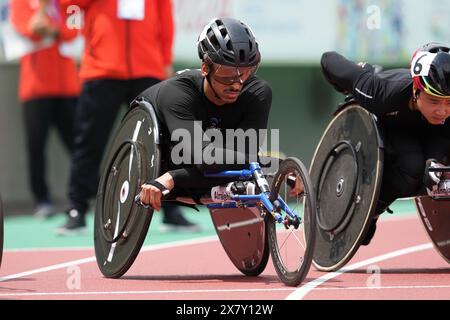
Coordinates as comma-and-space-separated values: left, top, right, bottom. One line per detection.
139, 172, 174, 211
429, 160, 450, 179
424, 159, 449, 191
139, 184, 163, 211
289, 175, 305, 197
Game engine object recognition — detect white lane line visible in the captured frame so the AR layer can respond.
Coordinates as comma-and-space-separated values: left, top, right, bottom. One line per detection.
4, 247, 94, 253
0, 256, 96, 283
0, 236, 218, 283
2, 284, 450, 298
286, 243, 434, 300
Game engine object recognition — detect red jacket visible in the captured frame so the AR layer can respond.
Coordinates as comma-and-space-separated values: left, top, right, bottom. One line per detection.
59, 0, 174, 81
10, 0, 80, 102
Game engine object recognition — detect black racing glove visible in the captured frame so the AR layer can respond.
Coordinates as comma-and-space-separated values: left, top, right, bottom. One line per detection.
423, 159, 444, 191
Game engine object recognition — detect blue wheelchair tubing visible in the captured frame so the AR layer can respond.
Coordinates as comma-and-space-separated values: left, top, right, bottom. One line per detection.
205, 162, 294, 223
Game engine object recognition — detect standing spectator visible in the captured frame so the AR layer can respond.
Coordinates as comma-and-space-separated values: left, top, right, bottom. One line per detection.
55, 0, 199, 234
10, 0, 80, 218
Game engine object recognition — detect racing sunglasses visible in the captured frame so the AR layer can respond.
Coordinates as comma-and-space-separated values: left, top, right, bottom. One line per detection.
210, 63, 258, 85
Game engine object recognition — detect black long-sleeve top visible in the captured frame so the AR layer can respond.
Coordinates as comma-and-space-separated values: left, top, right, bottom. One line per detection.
138, 69, 272, 189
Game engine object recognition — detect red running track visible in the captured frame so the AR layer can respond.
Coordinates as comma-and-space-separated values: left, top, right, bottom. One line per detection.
0, 215, 449, 300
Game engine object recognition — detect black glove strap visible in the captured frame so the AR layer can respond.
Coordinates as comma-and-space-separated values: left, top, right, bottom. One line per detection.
146, 180, 170, 196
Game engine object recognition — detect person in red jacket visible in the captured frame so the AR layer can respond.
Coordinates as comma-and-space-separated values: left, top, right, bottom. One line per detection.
54, 0, 199, 234
10, 0, 80, 218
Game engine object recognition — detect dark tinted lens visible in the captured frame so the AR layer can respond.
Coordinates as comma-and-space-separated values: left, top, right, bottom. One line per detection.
212, 74, 242, 85
211, 64, 256, 85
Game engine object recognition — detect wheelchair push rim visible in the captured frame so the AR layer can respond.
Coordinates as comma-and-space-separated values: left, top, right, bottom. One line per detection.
94, 101, 161, 278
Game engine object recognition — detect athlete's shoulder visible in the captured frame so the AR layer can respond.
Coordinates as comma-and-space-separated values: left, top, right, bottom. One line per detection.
248, 74, 271, 87
243, 75, 272, 95
378, 69, 413, 96
174, 69, 202, 82
378, 68, 411, 82
138, 70, 201, 106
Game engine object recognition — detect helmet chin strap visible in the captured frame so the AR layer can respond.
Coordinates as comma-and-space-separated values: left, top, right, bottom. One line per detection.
205, 74, 225, 102
203, 54, 226, 102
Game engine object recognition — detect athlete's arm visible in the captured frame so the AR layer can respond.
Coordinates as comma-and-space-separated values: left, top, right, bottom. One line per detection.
321, 51, 401, 114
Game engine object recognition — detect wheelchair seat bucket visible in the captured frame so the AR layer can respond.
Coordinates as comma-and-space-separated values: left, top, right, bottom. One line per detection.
309, 104, 384, 272
415, 196, 450, 263
94, 101, 161, 278
209, 207, 270, 276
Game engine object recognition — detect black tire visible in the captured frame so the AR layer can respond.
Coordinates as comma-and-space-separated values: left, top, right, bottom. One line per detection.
0, 194, 3, 270
94, 102, 161, 278
267, 157, 317, 286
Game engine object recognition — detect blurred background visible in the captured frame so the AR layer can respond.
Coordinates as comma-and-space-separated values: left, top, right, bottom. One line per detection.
1, 0, 450, 214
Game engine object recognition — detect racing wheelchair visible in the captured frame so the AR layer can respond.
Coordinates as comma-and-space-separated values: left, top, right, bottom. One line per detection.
93, 98, 317, 287
308, 97, 450, 272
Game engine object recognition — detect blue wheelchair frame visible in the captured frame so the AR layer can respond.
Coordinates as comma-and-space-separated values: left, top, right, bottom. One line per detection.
204, 162, 298, 224
137, 162, 300, 225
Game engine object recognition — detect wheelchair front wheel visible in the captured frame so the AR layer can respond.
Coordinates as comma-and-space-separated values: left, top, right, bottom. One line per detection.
267, 157, 317, 286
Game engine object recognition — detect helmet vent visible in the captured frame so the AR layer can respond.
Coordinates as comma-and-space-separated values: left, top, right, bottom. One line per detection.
430, 46, 450, 54
240, 50, 246, 63
210, 34, 220, 50
220, 27, 228, 37
224, 55, 234, 63
226, 38, 233, 51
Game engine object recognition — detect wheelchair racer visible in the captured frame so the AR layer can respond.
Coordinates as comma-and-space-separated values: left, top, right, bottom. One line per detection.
138, 18, 302, 211
320, 43, 450, 245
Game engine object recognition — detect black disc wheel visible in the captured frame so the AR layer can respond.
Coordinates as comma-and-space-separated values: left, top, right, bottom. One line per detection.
94, 102, 161, 278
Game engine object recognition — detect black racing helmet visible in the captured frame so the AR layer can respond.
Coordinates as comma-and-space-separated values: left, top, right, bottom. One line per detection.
197, 17, 261, 67
412, 42, 450, 97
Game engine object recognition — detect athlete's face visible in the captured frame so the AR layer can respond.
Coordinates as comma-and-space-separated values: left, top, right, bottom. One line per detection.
202, 62, 256, 104
416, 91, 450, 125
